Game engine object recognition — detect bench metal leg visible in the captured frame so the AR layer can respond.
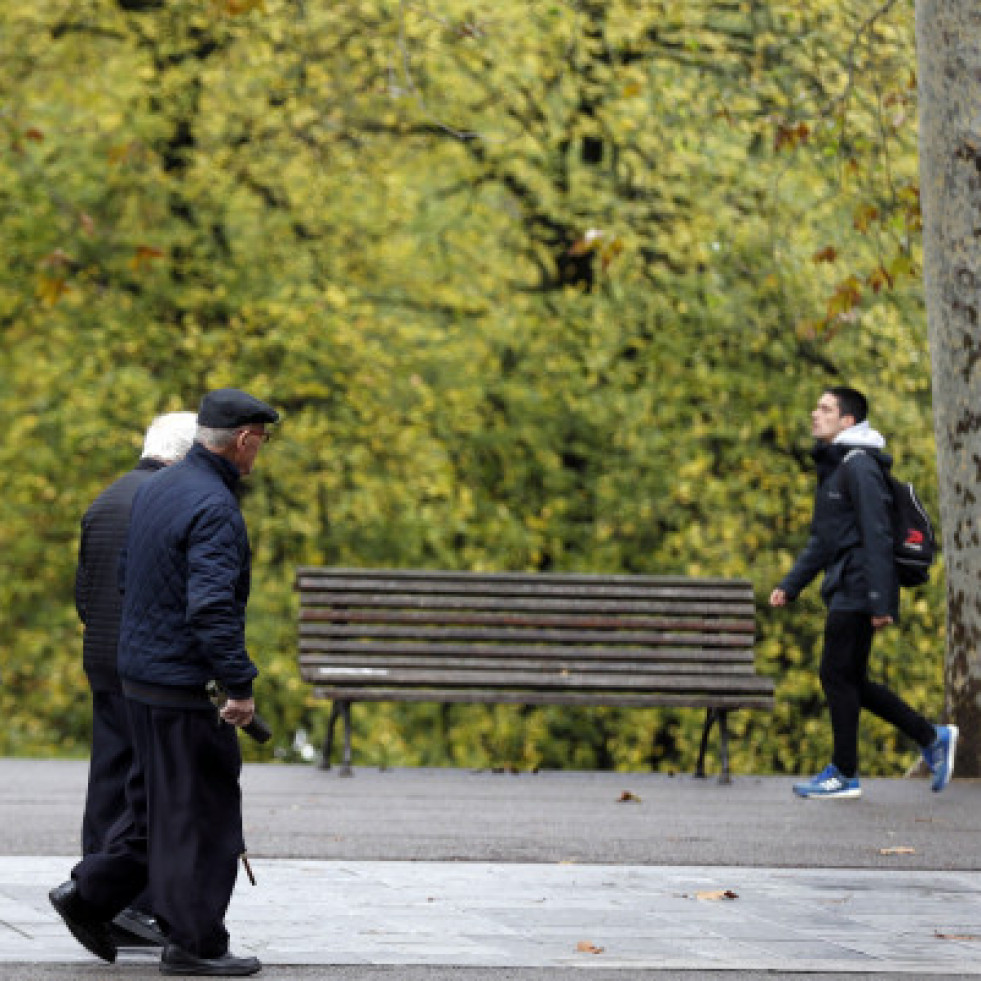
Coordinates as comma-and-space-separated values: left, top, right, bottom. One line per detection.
320, 702, 339, 770
695, 708, 715, 779
695, 708, 732, 784
321, 700, 354, 776
717, 709, 731, 785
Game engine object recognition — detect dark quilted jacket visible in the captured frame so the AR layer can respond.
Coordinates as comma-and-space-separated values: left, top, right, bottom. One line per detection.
779, 441, 898, 620
75, 459, 166, 692
117, 443, 258, 698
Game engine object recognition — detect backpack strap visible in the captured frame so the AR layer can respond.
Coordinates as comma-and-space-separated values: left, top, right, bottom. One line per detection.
836, 447, 893, 504
836, 448, 868, 493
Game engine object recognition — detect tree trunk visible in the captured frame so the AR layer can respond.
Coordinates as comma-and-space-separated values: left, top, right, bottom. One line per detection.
916, 0, 981, 776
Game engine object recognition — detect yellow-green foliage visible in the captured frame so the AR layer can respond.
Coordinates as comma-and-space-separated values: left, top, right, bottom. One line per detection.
0, 0, 944, 775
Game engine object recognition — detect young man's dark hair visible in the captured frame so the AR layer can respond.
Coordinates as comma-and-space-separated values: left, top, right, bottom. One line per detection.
825, 386, 867, 425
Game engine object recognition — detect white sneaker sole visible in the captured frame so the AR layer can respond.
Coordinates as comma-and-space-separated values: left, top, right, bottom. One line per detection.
797, 788, 862, 800
794, 779, 862, 800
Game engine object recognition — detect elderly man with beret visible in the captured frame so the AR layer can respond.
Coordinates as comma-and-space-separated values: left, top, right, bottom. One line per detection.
50, 388, 279, 978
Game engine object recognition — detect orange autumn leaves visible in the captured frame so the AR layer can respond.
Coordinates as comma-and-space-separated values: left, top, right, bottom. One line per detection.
37, 244, 164, 306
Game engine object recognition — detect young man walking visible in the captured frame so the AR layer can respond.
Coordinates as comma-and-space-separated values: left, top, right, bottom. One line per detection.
769, 386, 957, 799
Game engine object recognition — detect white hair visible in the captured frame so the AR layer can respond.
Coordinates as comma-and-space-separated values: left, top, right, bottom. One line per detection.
142, 411, 198, 463
195, 425, 238, 450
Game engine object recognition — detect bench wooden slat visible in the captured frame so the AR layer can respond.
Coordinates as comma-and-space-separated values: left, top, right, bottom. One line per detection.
299, 641, 756, 662
303, 665, 773, 691
300, 625, 753, 647
300, 609, 754, 631
298, 581, 751, 602
299, 591, 753, 615
311, 686, 775, 710
300, 655, 758, 675
297, 566, 751, 588
300, 591, 753, 603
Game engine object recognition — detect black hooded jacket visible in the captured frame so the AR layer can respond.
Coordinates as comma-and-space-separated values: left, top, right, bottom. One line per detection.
75, 458, 166, 692
779, 440, 898, 620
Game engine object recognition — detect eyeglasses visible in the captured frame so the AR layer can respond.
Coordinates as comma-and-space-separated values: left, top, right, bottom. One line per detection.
241, 429, 272, 444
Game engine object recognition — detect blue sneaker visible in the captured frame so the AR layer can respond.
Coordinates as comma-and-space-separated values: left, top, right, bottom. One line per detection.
793, 764, 862, 799
923, 725, 958, 793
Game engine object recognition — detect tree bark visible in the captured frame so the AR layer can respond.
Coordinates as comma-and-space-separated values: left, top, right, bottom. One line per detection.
916, 0, 981, 775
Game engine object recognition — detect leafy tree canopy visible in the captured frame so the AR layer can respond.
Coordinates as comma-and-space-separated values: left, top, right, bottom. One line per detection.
0, 0, 941, 775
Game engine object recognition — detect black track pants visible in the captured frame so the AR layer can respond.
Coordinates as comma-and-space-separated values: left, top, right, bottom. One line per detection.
819, 610, 935, 777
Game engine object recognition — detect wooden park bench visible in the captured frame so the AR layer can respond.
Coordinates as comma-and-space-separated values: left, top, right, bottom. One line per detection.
296, 567, 774, 782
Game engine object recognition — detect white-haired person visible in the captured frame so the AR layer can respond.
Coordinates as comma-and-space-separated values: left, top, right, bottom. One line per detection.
54, 388, 277, 977
73, 411, 197, 948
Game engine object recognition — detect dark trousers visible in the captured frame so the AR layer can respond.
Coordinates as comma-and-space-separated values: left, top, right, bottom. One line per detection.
72, 700, 245, 957
83, 690, 153, 915
819, 610, 936, 777
83, 690, 134, 857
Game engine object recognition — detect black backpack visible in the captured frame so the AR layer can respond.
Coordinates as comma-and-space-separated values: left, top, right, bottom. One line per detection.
886, 473, 936, 587
843, 450, 937, 588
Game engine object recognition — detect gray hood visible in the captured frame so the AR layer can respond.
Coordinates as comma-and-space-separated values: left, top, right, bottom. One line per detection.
834, 420, 886, 450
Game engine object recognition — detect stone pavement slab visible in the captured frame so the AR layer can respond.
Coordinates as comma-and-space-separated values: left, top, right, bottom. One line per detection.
3, 857, 980, 974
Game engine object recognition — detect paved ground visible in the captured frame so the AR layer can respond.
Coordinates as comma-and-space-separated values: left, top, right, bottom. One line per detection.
0, 760, 978, 979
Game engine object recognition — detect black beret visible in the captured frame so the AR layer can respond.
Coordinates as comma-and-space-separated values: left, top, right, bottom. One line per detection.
197, 388, 280, 429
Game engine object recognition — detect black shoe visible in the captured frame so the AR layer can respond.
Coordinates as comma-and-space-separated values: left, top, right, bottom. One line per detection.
48, 880, 117, 964
111, 907, 167, 947
160, 944, 261, 976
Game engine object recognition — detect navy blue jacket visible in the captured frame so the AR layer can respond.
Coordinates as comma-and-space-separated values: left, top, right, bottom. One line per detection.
117, 443, 258, 698
76, 459, 165, 692
779, 441, 898, 620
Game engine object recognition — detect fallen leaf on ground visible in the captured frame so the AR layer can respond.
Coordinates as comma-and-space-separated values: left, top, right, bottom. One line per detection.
618, 790, 642, 803
879, 846, 916, 855
576, 941, 605, 954
696, 889, 739, 901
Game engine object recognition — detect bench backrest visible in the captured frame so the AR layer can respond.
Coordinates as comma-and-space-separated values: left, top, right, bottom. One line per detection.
296, 567, 772, 709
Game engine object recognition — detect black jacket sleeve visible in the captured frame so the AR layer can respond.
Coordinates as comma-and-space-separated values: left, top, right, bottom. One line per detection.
185, 501, 258, 698
779, 526, 833, 601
